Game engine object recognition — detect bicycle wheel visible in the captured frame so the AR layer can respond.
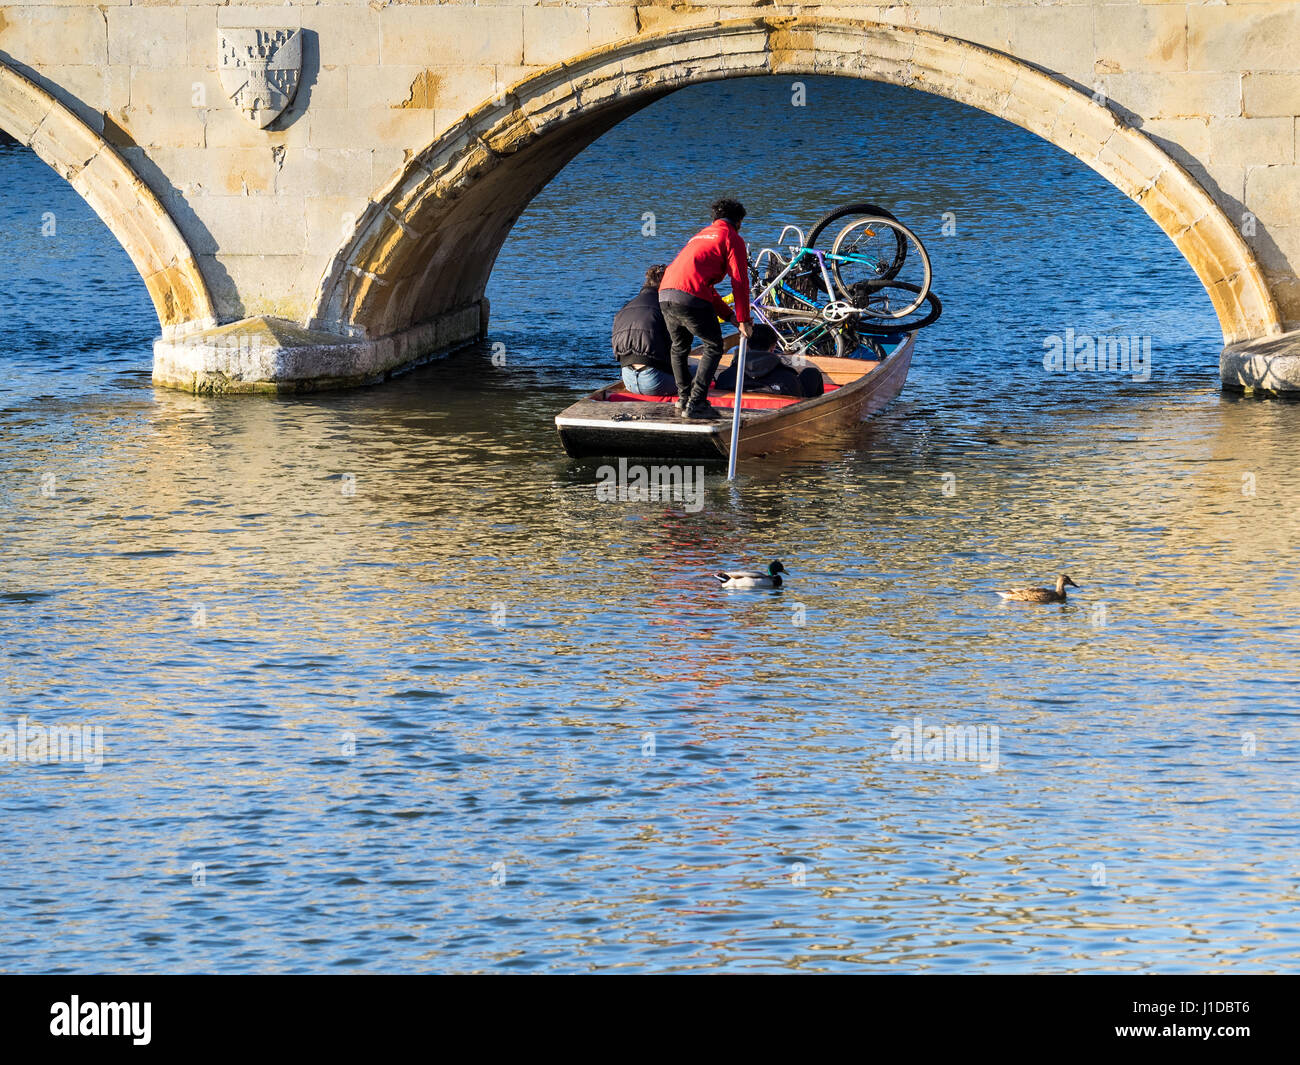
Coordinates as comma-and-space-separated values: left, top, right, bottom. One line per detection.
807, 202, 905, 279
847, 280, 942, 334
806, 202, 898, 247
838, 330, 887, 360
763, 309, 847, 360
832, 218, 931, 316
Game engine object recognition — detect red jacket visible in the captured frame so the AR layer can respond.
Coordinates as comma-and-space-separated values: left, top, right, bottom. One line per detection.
661, 219, 751, 324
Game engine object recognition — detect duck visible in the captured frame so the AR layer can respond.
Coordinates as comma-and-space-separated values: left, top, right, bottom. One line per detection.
716, 560, 787, 589
996, 574, 1079, 603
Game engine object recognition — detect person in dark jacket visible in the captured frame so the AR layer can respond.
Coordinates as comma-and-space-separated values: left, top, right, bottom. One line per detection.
714, 324, 825, 399
660, 198, 754, 420
612, 264, 676, 395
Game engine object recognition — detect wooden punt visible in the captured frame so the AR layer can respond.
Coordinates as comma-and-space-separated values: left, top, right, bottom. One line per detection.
554, 332, 915, 461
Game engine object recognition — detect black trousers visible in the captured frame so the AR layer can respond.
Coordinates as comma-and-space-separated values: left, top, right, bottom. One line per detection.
660, 299, 724, 401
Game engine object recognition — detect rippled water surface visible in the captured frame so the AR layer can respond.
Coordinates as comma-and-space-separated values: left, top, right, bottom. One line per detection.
2, 78, 1298, 973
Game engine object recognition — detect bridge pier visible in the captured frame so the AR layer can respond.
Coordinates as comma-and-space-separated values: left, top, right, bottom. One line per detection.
1221, 331, 1300, 396
151, 302, 487, 393
5, 7, 1299, 394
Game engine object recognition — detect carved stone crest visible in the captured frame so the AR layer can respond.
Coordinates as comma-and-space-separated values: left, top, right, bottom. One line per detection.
218, 29, 302, 128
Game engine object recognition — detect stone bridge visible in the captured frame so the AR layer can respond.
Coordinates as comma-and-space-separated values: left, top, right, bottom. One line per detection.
1, 1, 1298, 392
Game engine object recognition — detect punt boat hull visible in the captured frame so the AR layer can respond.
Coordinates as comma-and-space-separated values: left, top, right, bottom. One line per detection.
555, 332, 915, 461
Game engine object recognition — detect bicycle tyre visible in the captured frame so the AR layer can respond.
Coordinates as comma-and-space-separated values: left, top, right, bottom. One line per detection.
763, 309, 848, 360
841, 332, 887, 360
806, 202, 905, 279
848, 280, 942, 334
832, 218, 932, 316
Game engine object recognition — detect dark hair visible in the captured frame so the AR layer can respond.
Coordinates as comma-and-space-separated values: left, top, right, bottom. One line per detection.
711, 198, 747, 225
750, 324, 779, 350
644, 264, 666, 289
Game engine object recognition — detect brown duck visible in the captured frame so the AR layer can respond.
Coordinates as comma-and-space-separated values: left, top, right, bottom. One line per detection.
996, 574, 1079, 603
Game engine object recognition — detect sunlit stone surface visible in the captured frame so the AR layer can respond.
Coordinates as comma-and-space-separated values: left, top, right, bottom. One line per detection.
0, 1, 1296, 390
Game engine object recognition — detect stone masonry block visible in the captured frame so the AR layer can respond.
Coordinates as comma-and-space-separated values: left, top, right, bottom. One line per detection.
1210, 117, 1295, 168
107, 7, 189, 68
381, 7, 524, 67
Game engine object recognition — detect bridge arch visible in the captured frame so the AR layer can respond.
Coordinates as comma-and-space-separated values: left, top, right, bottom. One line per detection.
312, 16, 1280, 349
0, 59, 213, 336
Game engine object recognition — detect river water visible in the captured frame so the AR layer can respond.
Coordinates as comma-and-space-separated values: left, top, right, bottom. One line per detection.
2, 77, 1298, 973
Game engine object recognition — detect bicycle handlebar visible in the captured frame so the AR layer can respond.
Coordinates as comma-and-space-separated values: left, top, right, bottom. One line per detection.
776, 224, 807, 251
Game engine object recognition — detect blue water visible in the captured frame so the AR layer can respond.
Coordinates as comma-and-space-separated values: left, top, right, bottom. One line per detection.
1, 77, 1298, 973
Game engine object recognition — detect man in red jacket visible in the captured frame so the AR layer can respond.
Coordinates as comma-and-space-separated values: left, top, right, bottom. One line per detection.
659, 198, 754, 420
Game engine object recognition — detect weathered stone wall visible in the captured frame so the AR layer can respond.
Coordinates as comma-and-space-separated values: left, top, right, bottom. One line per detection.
0, 57, 214, 333
1, 1, 1298, 386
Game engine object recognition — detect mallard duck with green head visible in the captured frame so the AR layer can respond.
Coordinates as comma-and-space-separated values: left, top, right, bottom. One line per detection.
716, 560, 787, 589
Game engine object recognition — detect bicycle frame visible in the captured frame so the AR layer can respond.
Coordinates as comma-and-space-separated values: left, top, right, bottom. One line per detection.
752, 218, 925, 339
749, 243, 868, 358
754, 245, 838, 314
748, 301, 839, 360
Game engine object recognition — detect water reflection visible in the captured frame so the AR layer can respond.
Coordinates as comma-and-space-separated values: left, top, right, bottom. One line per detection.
1, 79, 1298, 973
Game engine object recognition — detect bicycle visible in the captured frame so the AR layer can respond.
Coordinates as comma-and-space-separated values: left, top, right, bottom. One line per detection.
747, 203, 942, 360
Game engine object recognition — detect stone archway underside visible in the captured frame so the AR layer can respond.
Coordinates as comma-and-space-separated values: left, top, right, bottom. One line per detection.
314, 16, 1280, 351
0, 60, 214, 336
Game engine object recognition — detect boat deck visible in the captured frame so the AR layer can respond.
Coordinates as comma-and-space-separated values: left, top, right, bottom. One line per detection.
598, 351, 879, 415
555, 337, 912, 461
